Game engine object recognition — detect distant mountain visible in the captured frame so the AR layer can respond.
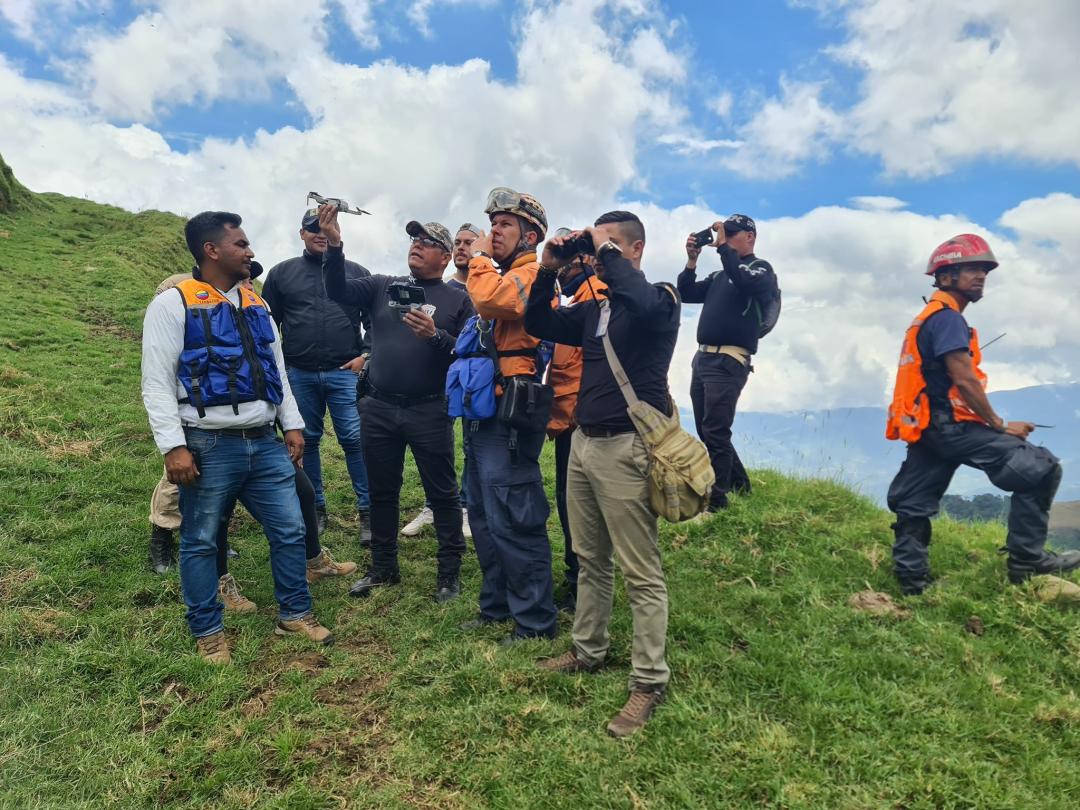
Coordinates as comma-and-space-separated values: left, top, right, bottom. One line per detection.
689, 382, 1080, 505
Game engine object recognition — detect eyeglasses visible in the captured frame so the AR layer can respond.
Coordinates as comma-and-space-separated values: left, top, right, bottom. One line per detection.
411, 236, 444, 250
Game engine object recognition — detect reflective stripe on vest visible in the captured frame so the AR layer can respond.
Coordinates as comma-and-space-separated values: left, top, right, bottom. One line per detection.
174, 279, 284, 417
885, 291, 986, 443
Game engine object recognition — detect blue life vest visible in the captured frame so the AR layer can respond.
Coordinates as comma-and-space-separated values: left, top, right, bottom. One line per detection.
174, 279, 283, 417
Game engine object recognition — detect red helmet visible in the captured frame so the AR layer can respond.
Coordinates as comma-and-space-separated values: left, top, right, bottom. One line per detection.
925, 233, 998, 275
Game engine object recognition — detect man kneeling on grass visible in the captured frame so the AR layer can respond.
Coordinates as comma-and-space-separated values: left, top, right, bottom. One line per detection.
141, 210, 333, 663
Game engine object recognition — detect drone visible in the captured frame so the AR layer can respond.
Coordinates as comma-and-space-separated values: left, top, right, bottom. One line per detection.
306, 191, 372, 217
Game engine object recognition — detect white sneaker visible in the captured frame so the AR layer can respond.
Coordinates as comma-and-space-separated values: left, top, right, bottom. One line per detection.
461, 507, 472, 539
401, 506, 434, 537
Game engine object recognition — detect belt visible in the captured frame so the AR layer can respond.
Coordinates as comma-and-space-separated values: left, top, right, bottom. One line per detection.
578, 425, 636, 438
369, 385, 445, 408
184, 424, 275, 439
698, 344, 750, 364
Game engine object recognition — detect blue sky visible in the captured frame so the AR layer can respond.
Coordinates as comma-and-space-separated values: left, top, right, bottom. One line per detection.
1, 0, 1077, 412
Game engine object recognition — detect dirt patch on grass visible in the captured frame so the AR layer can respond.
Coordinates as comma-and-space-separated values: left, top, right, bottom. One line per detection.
0, 567, 37, 600
43, 438, 104, 460
849, 590, 910, 619
84, 306, 140, 342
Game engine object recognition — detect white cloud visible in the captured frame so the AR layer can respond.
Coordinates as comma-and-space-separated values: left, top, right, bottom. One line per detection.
813, 0, 1080, 176
656, 133, 741, 155
0, 0, 109, 42
407, 0, 497, 38
850, 196, 907, 211
707, 91, 733, 119
337, 0, 383, 50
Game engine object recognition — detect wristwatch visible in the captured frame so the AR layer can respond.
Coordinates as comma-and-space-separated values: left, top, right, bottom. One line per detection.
471, 250, 492, 259
596, 240, 622, 260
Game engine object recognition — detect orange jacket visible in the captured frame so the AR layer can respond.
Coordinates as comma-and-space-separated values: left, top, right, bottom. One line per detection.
546, 275, 607, 437
886, 291, 987, 443
467, 250, 547, 382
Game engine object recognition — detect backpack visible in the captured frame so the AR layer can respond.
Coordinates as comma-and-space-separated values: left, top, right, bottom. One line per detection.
446, 316, 499, 420
739, 259, 781, 338
598, 299, 715, 522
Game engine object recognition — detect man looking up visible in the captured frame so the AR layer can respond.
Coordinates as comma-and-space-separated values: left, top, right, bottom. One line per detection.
527, 211, 680, 738
141, 211, 332, 664
401, 223, 484, 539
885, 234, 1080, 594
462, 187, 557, 643
263, 208, 372, 545
322, 207, 473, 602
678, 214, 777, 511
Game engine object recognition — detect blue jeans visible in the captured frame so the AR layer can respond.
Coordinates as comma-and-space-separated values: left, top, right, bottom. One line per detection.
179, 428, 312, 638
286, 367, 370, 510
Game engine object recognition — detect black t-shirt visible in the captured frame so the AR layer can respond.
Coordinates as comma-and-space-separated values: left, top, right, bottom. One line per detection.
677, 246, 777, 354
322, 245, 474, 397
524, 252, 680, 432
916, 307, 972, 419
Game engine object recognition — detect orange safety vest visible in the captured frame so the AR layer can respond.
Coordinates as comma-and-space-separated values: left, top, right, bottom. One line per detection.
467, 250, 551, 383
546, 275, 608, 436
885, 291, 987, 443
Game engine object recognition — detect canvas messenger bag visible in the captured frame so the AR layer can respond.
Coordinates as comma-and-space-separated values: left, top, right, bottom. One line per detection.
598, 299, 715, 522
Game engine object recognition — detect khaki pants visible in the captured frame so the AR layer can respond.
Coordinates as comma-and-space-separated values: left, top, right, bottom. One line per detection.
567, 429, 669, 687
149, 469, 181, 530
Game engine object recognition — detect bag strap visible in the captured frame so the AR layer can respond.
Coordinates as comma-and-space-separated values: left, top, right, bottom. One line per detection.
479, 319, 506, 387
598, 300, 640, 408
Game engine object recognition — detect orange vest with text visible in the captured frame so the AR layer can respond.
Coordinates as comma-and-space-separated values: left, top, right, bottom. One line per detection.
885, 291, 987, 443
546, 275, 608, 437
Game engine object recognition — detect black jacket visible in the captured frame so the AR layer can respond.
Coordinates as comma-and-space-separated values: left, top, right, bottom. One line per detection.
322, 245, 474, 397
262, 250, 371, 371
525, 251, 680, 433
677, 246, 776, 354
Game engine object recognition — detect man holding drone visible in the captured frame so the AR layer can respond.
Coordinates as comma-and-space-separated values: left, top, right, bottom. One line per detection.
262, 196, 374, 547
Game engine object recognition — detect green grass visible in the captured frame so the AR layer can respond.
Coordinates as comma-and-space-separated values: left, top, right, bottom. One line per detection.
2, 159, 1080, 808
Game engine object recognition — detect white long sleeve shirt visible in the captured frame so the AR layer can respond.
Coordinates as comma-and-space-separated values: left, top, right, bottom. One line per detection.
141, 283, 305, 455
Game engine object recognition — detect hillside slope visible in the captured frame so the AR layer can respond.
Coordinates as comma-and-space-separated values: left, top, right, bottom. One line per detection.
2, 159, 1080, 809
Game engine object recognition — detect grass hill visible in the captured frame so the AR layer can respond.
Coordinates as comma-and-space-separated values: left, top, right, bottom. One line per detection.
2, 157, 1080, 809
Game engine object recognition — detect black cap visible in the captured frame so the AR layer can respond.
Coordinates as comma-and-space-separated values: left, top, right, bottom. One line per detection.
724, 214, 756, 234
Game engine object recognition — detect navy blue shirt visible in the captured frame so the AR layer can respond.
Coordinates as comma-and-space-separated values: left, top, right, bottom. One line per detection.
917, 307, 971, 418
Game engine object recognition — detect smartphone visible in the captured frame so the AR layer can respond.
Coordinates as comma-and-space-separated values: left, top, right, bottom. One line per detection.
693, 227, 714, 248
387, 281, 426, 306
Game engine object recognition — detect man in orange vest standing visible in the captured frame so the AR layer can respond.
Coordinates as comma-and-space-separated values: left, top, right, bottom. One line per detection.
885, 234, 1080, 595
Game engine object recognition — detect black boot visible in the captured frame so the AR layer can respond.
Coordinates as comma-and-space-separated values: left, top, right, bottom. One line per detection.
435, 574, 460, 603
358, 508, 372, 549
348, 569, 401, 598
148, 525, 175, 575
1006, 550, 1080, 584
315, 505, 327, 535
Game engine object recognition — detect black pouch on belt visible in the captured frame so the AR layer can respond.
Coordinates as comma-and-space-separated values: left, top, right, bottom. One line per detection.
497, 375, 553, 434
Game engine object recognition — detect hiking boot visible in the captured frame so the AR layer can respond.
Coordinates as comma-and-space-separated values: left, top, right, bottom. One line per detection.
218, 574, 256, 613
434, 575, 460, 603
459, 614, 505, 631
537, 647, 600, 674
306, 549, 358, 584
401, 506, 434, 537
148, 524, 175, 575
226, 545, 240, 559
275, 613, 334, 645
315, 505, 327, 535
195, 630, 231, 664
461, 508, 472, 540
1007, 550, 1080, 584
348, 570, 402, 598
607, 686, 665, 738
898, 574, 935, 596
358, 508, 372, 549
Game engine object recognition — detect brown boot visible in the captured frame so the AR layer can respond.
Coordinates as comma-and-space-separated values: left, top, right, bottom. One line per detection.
306, 549, 358, 584
218, 574, 256, 613
275, 613, 334, 645
195, 631, 231, 664
537, 647, 600, 674
607, 686, 665, 738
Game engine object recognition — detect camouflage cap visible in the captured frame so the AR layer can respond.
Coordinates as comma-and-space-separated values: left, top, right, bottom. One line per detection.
405, 220, 453, 253
457, 222, 483, 237
301, 208, 319, 226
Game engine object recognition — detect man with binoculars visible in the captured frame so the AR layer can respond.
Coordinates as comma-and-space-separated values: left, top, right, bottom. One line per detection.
321, 205, 473, 602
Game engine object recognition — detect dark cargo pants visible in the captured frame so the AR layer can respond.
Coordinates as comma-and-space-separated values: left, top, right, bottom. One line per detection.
465, 417, 557, 639
887, 421, 1062, 587
690, 351, 751, 508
